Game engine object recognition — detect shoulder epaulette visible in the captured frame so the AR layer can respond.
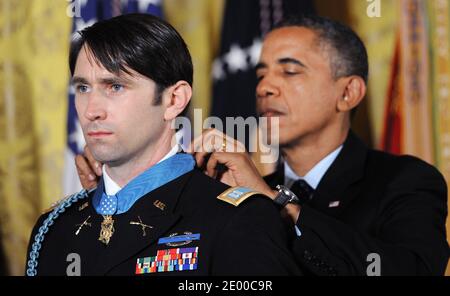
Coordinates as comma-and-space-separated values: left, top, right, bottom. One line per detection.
42, 188, 95, 215
42, 194, 73, 214
217, 186, 262, 207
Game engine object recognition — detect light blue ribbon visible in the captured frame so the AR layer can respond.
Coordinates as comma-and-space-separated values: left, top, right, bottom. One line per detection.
93, 153, 195, 215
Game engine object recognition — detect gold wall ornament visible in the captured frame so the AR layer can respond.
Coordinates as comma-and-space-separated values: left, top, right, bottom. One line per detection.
98, 215, 115, 245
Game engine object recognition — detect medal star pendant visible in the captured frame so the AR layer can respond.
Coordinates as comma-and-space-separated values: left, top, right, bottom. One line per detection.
99, 215, 115, 245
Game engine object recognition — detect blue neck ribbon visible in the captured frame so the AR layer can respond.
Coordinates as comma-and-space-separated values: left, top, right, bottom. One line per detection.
93, 153, 195, 215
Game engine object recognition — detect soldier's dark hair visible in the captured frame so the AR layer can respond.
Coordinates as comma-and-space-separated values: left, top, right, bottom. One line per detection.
69, 13, 193, 106
274, 15, 369, 84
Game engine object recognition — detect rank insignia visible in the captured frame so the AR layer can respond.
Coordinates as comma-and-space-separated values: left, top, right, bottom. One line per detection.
136, 247, 199, 274
153, 200, 166, 211
75, 216, 92, 236
130, 216, 153, 237
158, 232, 200, 247
217, 186, 262, 207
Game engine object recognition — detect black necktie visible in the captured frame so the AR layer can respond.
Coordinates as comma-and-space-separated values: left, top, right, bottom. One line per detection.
290, 179, 314, 205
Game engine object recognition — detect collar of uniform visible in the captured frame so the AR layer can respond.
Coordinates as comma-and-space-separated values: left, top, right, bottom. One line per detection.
284, 145, 343, 190
93, 151, 194, 215
102, 165, 121, 196
102, 143, 182, 196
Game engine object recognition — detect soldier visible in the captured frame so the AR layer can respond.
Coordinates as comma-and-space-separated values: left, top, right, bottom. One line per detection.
25, 14, 300, 276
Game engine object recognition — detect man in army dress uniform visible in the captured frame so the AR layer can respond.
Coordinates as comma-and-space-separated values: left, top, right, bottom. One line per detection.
25, 14, 300, 276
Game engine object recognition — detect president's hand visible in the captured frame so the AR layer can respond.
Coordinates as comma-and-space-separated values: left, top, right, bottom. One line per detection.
187, 129, 276, 199
75, 146, 102, 190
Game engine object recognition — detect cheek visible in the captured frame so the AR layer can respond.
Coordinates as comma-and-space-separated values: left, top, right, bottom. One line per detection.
74, 98, 89, 128
284, 84, 315, 119
285, 85, 335, 126
74, 97, 85, 116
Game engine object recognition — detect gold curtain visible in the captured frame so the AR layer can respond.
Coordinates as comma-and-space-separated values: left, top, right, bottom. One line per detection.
164, 0, 225, 117
428, 0, 450, 276
0, 0, 71, 275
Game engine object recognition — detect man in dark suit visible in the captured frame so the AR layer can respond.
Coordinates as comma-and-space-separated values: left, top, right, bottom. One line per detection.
25, 13, 300, 276
263, 131, 448, 275
76, 15, 449, 275
186, 15, 449, 275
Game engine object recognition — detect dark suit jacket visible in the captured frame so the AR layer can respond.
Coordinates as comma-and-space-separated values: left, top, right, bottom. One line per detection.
26, 169, 300, 276
265, 131, 449, 276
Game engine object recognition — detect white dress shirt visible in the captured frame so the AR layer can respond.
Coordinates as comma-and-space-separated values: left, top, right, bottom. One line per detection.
283, 145, 343, 236
103, 143, 182, 196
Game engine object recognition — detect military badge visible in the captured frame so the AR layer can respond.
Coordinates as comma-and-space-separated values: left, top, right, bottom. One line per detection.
158, 232, 200, 247
217, 186, 263, 206
75, 216, 91, 236
129, 216, 153, 237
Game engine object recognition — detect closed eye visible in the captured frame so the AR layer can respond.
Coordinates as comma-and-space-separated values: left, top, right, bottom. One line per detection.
283, 69, 302, 76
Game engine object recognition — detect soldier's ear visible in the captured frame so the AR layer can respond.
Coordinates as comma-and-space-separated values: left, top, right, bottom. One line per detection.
163, 81, 192, 121
336, 76, 366, 113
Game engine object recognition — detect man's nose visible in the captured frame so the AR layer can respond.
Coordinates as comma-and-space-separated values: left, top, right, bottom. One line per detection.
84, 94, 107, 121
256, 77, 280, 98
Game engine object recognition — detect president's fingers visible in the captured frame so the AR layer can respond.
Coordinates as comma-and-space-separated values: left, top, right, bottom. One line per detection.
189, 129, 246, 164
84, 145, 102, 176
75, 154, 98, 189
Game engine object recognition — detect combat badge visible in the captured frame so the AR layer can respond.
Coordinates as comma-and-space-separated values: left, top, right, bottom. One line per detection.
158, 232, 200, 247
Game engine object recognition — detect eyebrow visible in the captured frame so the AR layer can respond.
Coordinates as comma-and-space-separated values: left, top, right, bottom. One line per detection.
71, 76, 89, 85
71, 76, 132, 85
255, 57, 308, 71
278, 57, 308, 69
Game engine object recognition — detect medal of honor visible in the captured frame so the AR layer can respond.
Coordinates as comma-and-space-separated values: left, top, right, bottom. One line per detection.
99, 215, 115, 245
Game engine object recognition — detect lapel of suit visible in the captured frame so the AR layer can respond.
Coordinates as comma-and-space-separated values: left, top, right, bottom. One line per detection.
308, 131, 368, 217
96, 171, 194, 274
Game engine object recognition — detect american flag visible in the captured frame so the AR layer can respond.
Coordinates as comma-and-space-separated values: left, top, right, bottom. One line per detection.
64, 0, 163, 195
